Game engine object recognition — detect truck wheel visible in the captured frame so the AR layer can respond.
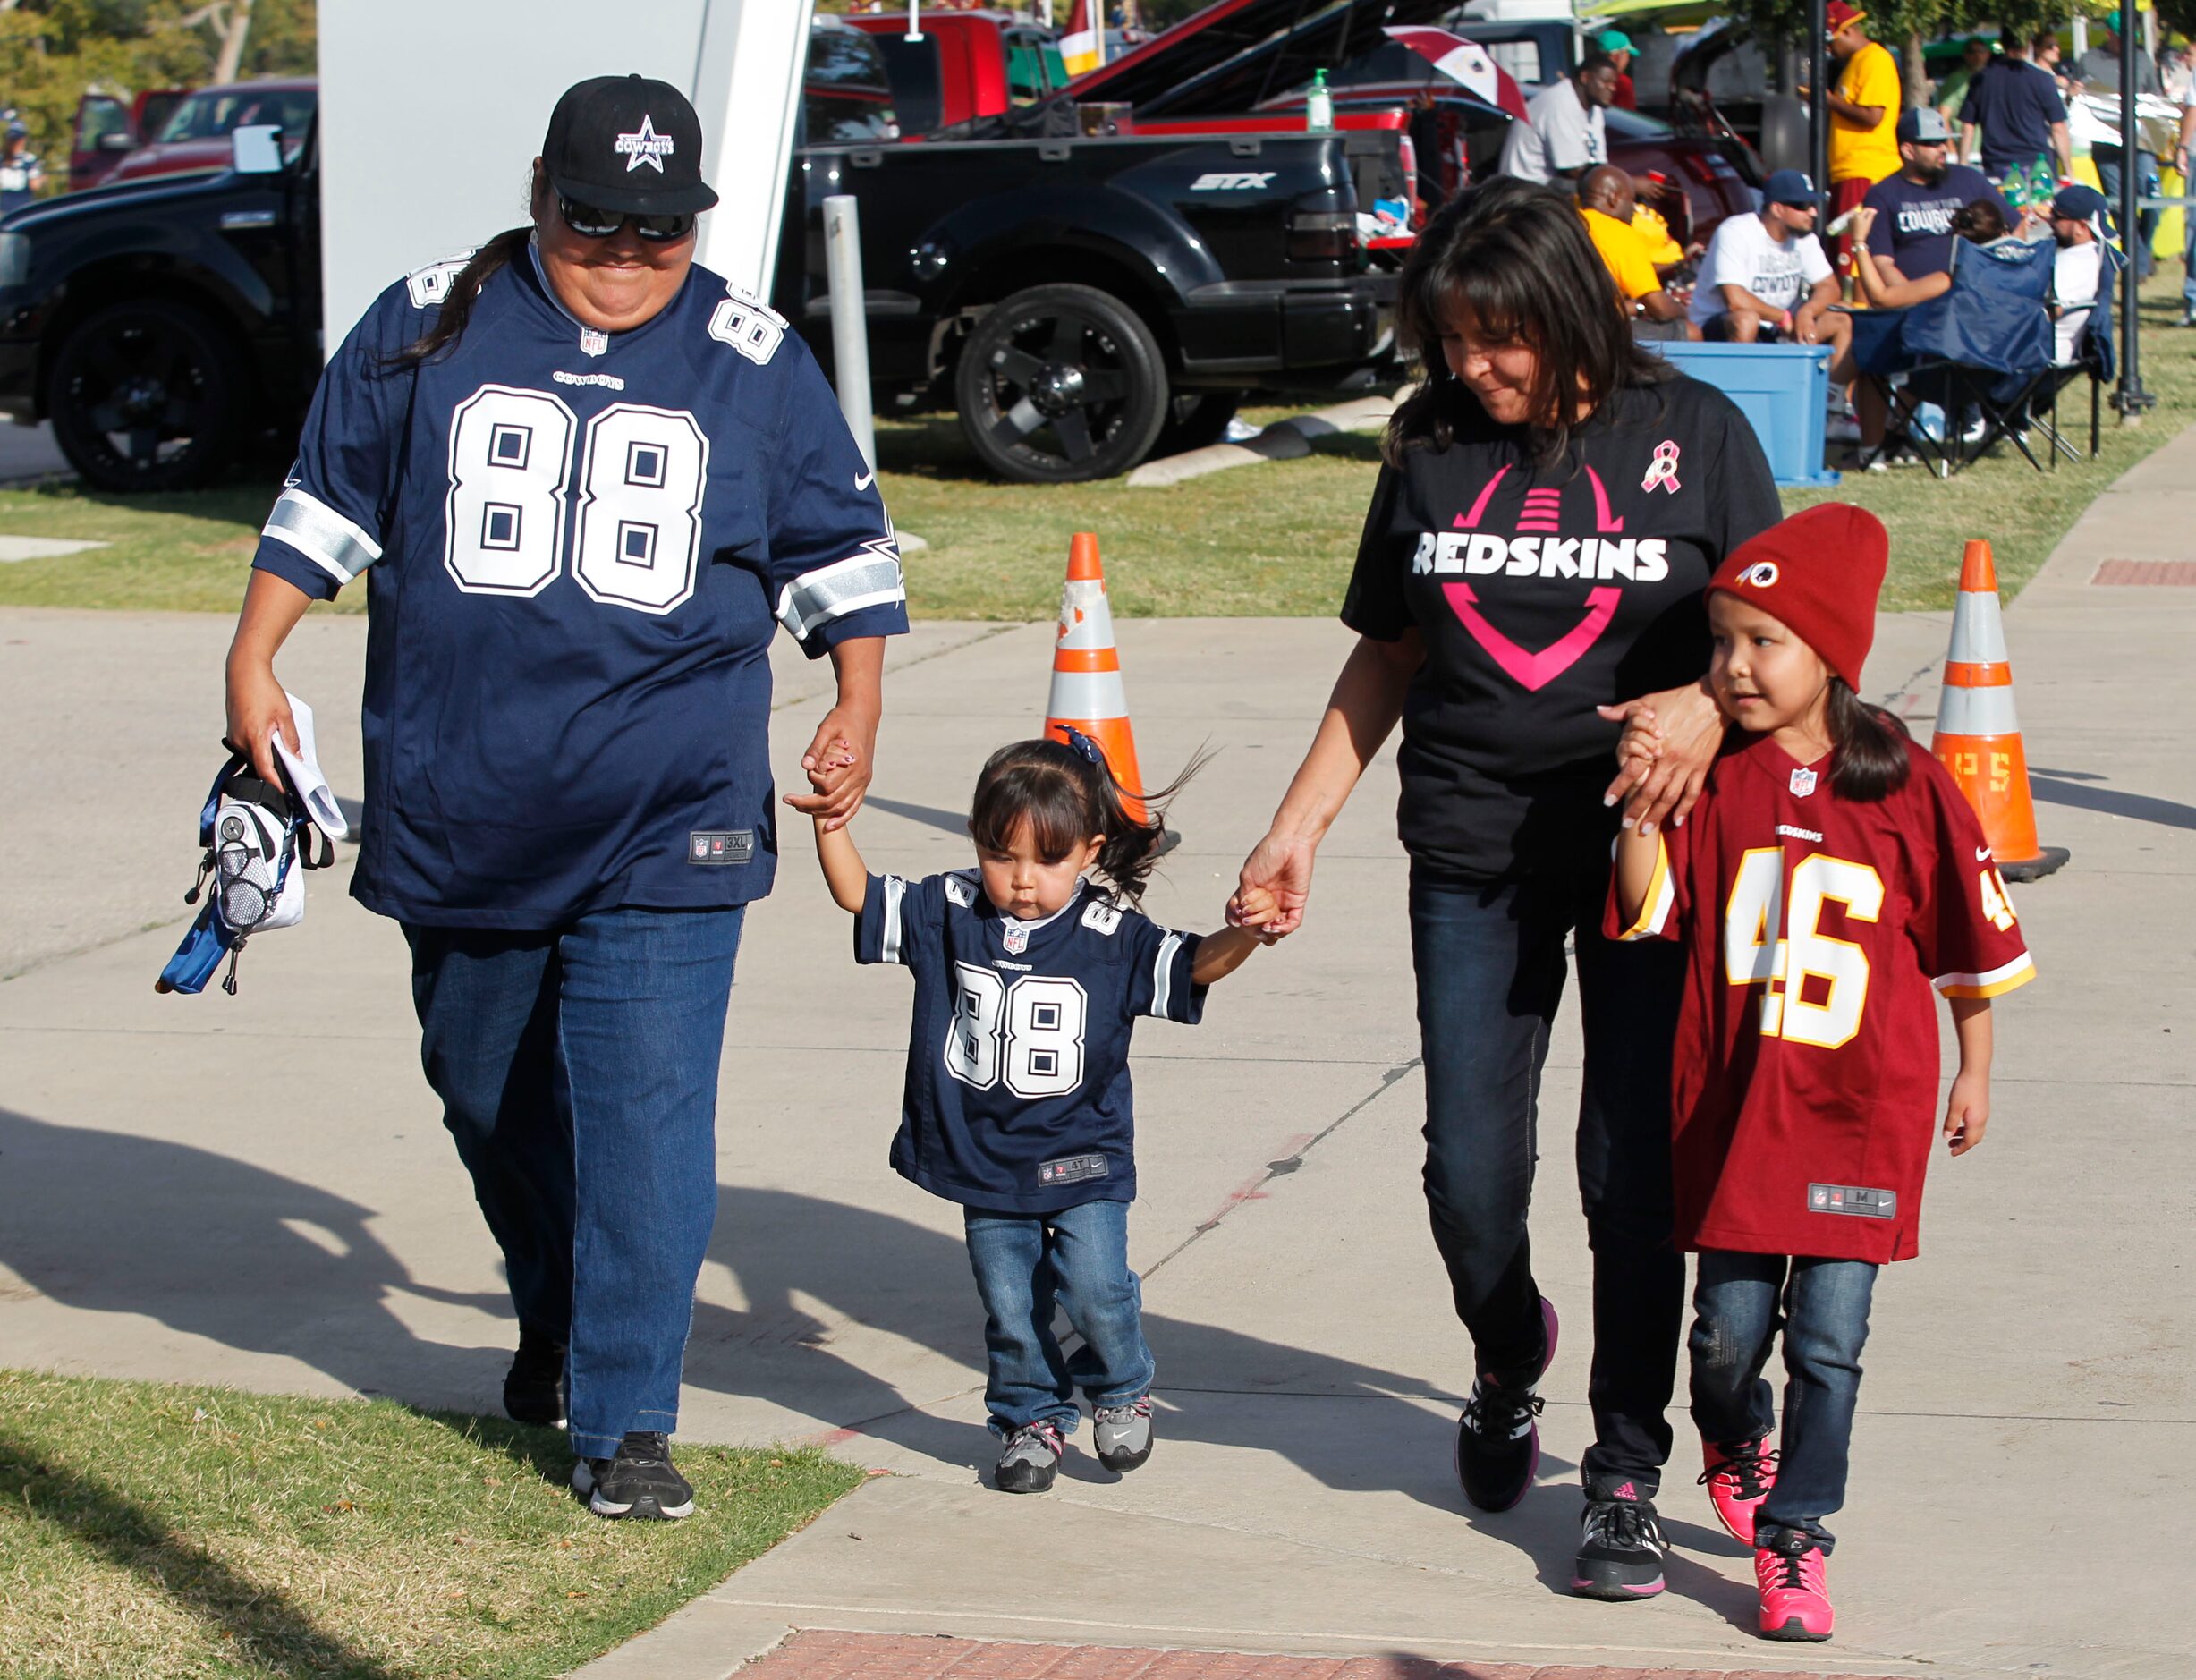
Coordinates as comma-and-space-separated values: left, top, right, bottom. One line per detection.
1153, 391, 1245, 457
955, 284, 1168, 482
48, 298, 245, 493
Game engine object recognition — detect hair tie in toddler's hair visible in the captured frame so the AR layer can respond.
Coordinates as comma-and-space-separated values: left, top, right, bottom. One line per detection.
1059, 726, 1107, 767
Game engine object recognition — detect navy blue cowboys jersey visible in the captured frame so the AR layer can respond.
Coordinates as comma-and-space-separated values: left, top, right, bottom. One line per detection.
250, 246, 908, 928
857, 870, 1205, 1214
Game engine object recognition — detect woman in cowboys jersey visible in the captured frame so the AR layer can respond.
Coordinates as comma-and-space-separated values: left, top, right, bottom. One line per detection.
1233, 178, 1782, 1600
222, 75, 907, 1520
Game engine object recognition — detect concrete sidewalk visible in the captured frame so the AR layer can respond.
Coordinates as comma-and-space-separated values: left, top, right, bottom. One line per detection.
1, 437, 2190, 1680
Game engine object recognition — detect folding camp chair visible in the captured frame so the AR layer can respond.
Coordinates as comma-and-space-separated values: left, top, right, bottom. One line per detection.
2023, 241, 2125, 468
1845, 234, 2057, 476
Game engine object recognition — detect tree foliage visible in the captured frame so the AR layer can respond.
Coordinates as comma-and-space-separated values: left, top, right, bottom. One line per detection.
0, 0, 315, 189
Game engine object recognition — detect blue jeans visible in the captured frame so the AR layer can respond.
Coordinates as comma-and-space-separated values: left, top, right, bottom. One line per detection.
963, 1198, 1154, 1435
404, 905, 743, 1459
2094, 148, 2158, 279
1409, 861, 1687, 1494
1688, 1249, 1878, 1551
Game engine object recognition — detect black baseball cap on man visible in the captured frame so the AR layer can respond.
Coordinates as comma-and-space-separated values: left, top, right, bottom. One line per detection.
543, 74, 719, 216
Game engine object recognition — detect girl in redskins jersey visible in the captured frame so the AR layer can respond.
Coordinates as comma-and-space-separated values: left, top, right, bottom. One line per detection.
1611, 504, 2034, 1644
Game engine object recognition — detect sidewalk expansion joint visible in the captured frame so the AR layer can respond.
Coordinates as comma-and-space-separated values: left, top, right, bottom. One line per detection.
1146, 1059, 1421, 1278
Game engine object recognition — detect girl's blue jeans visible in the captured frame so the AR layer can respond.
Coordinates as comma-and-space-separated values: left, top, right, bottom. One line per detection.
404, 905, 742, 1460
963, 1198, 1154, 1436
1688, 1248, 1878, 1552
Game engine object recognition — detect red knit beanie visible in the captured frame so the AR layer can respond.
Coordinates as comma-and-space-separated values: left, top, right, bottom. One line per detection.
1706, 504, 1888, 690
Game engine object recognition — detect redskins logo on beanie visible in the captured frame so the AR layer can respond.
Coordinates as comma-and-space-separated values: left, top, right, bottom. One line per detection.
1706, 503, 1888, 690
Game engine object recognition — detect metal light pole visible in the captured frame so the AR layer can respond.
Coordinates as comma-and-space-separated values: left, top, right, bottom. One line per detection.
2116, 15, 2155, 422
1806, 0, 1829, 202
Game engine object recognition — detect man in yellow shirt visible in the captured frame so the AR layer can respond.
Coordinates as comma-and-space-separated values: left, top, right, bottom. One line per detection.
1578, 165, 1689, 337
1821, 0, 1902, 281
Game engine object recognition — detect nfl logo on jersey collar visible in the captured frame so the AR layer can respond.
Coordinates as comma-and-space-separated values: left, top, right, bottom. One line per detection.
1004, 922, 1030, 955
580, 328, 608, 358
1790, 766, 1819, 797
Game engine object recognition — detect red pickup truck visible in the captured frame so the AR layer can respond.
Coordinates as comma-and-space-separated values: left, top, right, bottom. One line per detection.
844, 9, 1072, 132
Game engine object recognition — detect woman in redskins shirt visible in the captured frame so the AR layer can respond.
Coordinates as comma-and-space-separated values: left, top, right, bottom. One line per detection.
1231, 178, 1781, 1601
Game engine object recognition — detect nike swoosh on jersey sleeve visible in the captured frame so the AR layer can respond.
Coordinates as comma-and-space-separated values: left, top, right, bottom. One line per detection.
776, 539, 906, 641
259, 488, 385, 585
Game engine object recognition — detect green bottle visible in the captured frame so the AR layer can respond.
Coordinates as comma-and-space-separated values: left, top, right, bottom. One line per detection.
1307, 67, 1335, 132
2032, 154, 2056, 208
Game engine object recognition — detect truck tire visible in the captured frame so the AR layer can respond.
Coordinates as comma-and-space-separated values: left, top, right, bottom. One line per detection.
955, 284, 1169, 483
1153, 391, 1245, 457
48, 298, 246, 493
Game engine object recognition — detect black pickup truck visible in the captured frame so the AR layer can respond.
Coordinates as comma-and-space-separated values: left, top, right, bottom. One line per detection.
779, 125, 1402, 481
0, 19, 1400, 490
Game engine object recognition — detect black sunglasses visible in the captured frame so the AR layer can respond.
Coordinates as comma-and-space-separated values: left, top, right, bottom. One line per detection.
557, 195, 696, 243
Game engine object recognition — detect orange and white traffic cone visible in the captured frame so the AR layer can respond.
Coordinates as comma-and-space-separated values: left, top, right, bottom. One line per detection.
1930, 539, 2067, 882
1044, 532, 1150, 823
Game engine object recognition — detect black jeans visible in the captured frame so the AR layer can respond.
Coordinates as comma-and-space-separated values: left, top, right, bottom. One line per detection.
1408, 861, 1686, 1492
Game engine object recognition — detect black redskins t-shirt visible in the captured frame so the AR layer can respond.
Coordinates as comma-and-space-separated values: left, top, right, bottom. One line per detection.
1344, 375, 1781, 882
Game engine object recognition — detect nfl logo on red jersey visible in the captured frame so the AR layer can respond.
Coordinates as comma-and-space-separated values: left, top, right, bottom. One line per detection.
1790, 767, 1819, 797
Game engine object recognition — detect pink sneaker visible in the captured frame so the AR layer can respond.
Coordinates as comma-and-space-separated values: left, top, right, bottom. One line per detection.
1755, 1541, 1834, 1642
1699, 1437, 1778, 1544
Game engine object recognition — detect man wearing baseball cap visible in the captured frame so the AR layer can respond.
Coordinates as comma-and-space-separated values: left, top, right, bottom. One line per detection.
1810, 2, 1903, 280
1690, 171, 1850, 364
1597, 30, 1640, 110
1860, 106, 2012, 283
2046, 182, 2113, 363
224, 70, 909, 1523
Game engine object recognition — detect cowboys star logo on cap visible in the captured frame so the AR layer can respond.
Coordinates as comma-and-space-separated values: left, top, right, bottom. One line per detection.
615, 115, 674, 174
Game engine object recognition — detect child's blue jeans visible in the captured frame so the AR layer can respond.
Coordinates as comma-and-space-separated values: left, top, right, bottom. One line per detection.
1688, 1249, 1878, 1552
963, 1198, 1154, 1435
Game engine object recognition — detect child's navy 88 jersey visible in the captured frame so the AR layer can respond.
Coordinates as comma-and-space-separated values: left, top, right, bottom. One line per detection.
857, 870, 1205, 1214
251, 247, 908, 929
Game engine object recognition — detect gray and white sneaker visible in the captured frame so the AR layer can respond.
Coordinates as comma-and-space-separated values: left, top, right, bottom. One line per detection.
571, 1430, 694, 1521
1093, 1396, 1154, 1472
994, 1419, 1064, 1494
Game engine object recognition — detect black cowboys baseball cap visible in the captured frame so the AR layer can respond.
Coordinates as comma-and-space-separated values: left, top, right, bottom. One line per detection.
543, 74, 719, 216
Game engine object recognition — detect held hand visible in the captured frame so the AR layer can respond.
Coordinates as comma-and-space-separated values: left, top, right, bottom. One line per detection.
1849, 204, 1878, 242
1231, 829, 1314, 937
784, 702, 879, 831
1600, 681, 1721, 829
1230, 882, 1285, 941
1944, 1070, 1990, 1156
225, 658, 298, 787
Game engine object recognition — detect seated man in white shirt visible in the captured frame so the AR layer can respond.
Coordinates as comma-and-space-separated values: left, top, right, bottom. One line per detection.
1498, 52, 1620, 184
1687, 171, 1853, 362
2047, 182, 2107, 364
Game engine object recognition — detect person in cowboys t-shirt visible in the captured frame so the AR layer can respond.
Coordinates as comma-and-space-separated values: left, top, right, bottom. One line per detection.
1859, 106, 2012, 283
1232, 178, 1782, 1602
223, 76, 908, 1522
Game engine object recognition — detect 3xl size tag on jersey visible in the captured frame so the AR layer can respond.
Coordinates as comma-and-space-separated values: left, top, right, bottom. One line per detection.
1038, 1153, 1109, 1188
688, 830, 754, 866
1808, 1183, 1896, 1218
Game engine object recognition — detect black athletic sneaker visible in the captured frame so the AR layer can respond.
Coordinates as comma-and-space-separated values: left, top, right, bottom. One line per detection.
1572, 1477, 1668, 1599
503, 1328, 567, 1430
572, 1431, 694, 1521
1454, 1295, 1558, 1512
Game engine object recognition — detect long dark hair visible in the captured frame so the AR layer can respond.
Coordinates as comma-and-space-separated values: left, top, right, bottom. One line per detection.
1386, 175, 1669, 468
967, 734, 1204, 908
387, 225, 533, 368
1827, 680, 1912, 801
1953, 198, 2008, 243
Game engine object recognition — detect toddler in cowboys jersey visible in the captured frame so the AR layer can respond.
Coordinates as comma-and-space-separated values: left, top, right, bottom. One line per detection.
1608, 505, 2032, 1642
810, 731, 1276, 1493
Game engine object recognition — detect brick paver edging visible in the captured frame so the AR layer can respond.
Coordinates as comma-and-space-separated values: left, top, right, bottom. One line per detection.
742, 1630, 1903, 1680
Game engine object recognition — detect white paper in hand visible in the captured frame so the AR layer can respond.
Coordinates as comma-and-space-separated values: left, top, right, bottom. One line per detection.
274, 692, 349, 839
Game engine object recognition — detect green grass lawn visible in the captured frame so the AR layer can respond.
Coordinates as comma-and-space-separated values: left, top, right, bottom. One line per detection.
0, 1370, 862, 1680
2, 281, 2190, 619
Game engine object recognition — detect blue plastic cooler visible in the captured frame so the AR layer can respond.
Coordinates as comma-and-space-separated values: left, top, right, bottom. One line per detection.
1643, 341, 1841, 488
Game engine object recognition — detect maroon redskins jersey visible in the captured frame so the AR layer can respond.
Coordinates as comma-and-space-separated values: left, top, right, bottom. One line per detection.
1606, 733, 2035, 1262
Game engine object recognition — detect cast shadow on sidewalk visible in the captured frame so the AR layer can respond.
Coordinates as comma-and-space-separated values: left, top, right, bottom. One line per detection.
0, 1110, 1745, 1625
